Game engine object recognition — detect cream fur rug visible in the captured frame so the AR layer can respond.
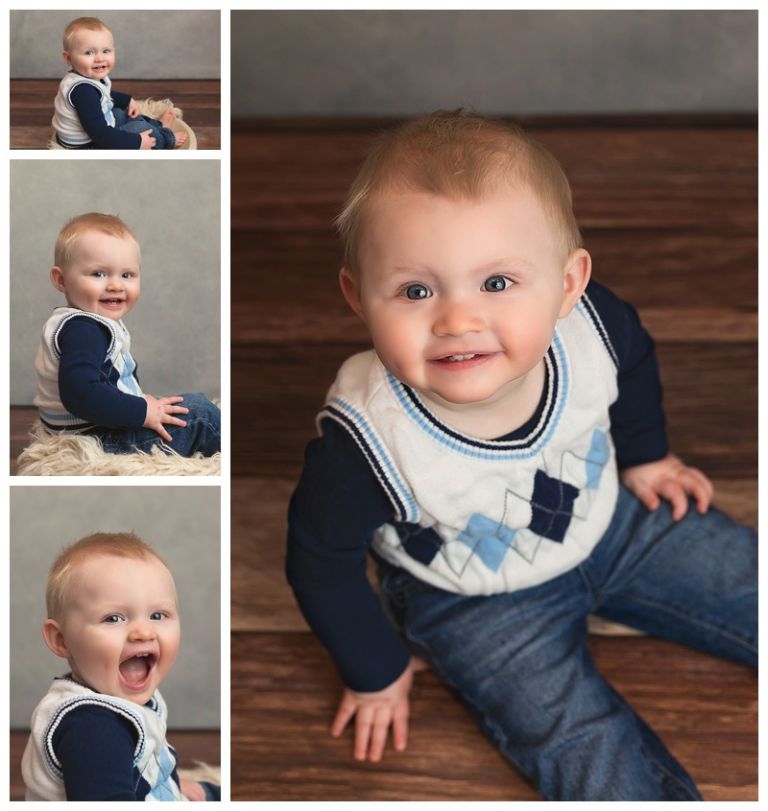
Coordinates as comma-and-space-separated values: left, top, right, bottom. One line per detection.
48, 97, 196, 150
17, 422, 219, 476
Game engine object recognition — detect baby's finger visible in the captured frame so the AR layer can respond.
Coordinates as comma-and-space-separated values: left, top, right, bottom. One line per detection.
161, 415, 187, 428
684, 468, 714, 512
353, 709, 374, 761
159, 395, 185, 405
155, 424, 173, 442
330, 697, 355, 737
658, 479, 688, 521
628, 480, 660, 512
391, 705, 409, 752
367, 710, 391, 762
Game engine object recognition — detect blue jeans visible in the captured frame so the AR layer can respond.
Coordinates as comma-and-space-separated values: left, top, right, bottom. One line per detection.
94, 393, 220, 457
113, 107, 176, 149
377, 486, 757, 801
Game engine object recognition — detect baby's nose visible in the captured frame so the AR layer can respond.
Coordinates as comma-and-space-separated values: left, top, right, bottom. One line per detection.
433, 298, 485, 337
128, 620, 156, 641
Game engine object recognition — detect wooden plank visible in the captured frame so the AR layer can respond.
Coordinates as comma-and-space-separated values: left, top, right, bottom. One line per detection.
230, 230, 756, 344
230, 342, 756, 478
10, 729, 220, 801
231, 127, 756, 231
10, 79, 221, 149
230, 632, 756, 801
231, 476, 756, 634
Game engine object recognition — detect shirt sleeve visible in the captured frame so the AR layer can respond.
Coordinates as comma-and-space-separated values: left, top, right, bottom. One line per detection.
585, 280, 669, 468
110, 89, 132, 109
286, 417, 412, 692
57, 316, 148, 429
51, 705, 138, 801
69, 82, 141, 149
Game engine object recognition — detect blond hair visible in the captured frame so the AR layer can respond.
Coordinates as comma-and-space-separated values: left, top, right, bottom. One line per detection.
54, 212, 139, 270
63, 16, 112, 52
336, 109, 582, 272
46, 532, 170, 621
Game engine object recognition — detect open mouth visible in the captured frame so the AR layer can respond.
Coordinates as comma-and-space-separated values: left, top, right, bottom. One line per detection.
118, 652, 157, 691
100, 298, 124, 307
431, 352, 494, 369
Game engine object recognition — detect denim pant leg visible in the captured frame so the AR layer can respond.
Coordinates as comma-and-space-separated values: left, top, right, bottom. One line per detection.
379, 562, 701, 801
97, 393, 220, 457
586, 486, 757, 667
113, 108, 176, 149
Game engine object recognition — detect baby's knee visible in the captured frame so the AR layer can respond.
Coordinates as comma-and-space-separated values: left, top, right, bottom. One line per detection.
182, 393, 220, 424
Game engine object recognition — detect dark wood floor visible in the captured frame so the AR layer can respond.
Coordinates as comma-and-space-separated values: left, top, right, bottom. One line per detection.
230, 116, 757, 800
10, 79, 221, 149
10, 729, 220, 800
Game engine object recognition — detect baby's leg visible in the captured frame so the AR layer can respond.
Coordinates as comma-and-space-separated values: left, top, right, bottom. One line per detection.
157, 109, 187, 147
379, 563, 701, 801
586, 486, 757, 666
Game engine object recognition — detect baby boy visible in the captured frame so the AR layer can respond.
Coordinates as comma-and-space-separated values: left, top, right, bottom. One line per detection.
34, 212, 220, 458
286, 111, 757, 800
21, 532, 217, 800
52, 17, 187, 150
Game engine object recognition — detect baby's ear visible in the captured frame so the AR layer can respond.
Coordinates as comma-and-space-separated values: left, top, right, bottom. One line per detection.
558, 248, 592, 318
50, 266, 67, 294
42, 619, 69, 659
339, 267, 365, 321
61, 50, 72, 67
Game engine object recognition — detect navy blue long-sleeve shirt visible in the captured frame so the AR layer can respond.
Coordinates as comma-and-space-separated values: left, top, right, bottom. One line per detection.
286, 281, 668, 692
69, 83, 141, 149
57, 316, 147, 429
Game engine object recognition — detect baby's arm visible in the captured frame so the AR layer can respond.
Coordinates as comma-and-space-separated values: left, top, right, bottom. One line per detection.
287, 420, 414, 761
53, 706, 138, 800
58, 317, 148, 428
68, 83, 144, 149
588, 281, 715, 520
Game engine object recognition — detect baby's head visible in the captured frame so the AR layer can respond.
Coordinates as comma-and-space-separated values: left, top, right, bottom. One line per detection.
51, 213, 141, 322
336, 110, 591, 409
61, 17, 115, 82
43, 533, 180, 705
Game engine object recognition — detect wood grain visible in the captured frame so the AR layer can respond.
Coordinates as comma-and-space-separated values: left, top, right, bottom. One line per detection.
230, 633, 756, 801
10, 79, 221, 150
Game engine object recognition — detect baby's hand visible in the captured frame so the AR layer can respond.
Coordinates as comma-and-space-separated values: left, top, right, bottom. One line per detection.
180, 778, 206, 801
331, 657, 421, 763
142, 394, 189, 442
621, 454, 714, 521
127, 98, 140, 118
139, 129, 156, 149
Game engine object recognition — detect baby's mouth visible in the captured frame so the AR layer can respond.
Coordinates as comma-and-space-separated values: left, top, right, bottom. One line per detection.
118, 652, 157, 691
100, 298, 124, 306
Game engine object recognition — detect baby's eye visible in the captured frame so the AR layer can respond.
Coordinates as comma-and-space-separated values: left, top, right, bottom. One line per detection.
84, 50, 95, 56
122, 272, 134, 279
91, 271, 105, 277
103, 614, 123, 623
401, 283, 432, 300
483, 275, 513, 292
149, 611, 165, 621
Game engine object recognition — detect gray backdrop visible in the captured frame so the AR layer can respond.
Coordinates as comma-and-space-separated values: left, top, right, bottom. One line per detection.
232, 10, 756, 117
11, 486, 220, 728
11, 160, 220, 405
10, 10, 220, 79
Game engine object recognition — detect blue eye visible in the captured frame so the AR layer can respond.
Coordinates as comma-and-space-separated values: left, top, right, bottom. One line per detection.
403, 283, 432, 300
103, 614, 122, 623
483, 275, 512, 292
150, 611, 165, 621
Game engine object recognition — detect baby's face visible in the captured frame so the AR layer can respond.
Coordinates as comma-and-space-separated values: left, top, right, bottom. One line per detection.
54, 554, 180, 705
64, 28, 115, 81
51, 230, 141, 321
346, 187, 581, 411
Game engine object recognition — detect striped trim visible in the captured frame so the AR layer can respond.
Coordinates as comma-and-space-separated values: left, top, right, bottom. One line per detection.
321, 401, 419, 523
50, 311, 117, 360
43, 695, 146, 779
386, 331, 570, 461
578, 293, 619, 368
